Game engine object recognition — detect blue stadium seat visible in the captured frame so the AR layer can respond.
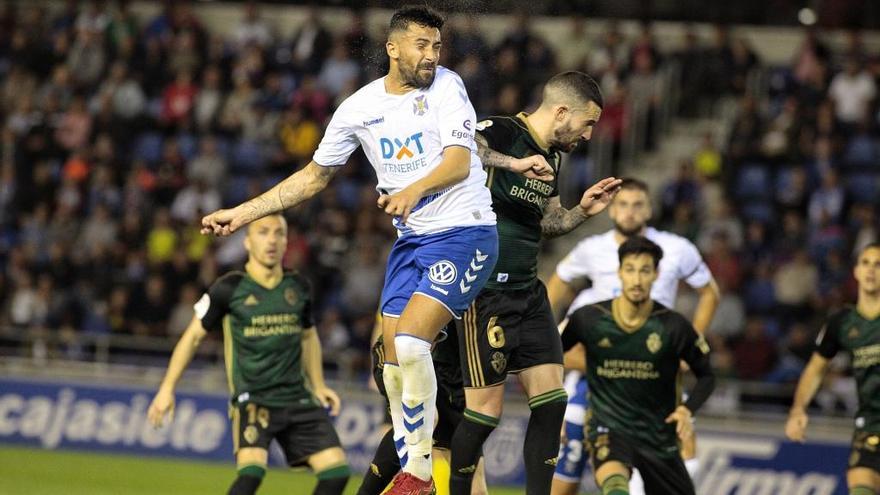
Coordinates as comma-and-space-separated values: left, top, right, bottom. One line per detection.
177, 134, 199, 162
131, 132, 164, 165
843, 135, 878, 168
845, 173, 880, 204
735, 164, 772, 200
225, 175, 253, 205
741, 202, 775, 224
231, 139, 266, 173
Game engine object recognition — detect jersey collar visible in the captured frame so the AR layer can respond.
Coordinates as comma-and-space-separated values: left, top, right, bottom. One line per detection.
515, 112, 552, 154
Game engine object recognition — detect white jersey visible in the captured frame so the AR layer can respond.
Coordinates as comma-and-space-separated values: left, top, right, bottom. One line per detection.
312, 66, 495, 236
557, 227, 712, 313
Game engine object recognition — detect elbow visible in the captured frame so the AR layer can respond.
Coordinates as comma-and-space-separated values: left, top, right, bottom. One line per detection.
454, 160, 471, 183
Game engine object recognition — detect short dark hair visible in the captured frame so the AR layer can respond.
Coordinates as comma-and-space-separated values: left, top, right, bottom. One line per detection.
618, 236, 664, 269
545, 71, 604, 109
618, 177, 649, 194
389, 5, 444, 33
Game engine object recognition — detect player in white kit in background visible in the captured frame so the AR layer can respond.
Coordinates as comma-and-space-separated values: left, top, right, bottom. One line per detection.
201, 7, 507, 495
546, 178, 720, 495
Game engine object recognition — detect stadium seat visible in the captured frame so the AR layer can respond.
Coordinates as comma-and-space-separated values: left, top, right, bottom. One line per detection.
131, 132, 164, 165
843, 135, 879, 169
740, 201, 775, 224
231, 139, 266, 173
735, 164, 772, 201
225, 175, 253, 205
845, 173, 880, 204
177, 134, 199, 162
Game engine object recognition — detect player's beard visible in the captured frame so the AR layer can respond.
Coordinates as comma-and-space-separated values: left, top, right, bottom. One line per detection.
614, 221, 644, 238
550, 122, 582, 152
401, 59, 436, 88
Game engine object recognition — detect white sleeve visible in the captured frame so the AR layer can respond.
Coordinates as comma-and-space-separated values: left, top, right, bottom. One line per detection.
312, 103, 360, 167
555, 242, 593, 283
438, 74, 477, 151
679, 240, 713, 289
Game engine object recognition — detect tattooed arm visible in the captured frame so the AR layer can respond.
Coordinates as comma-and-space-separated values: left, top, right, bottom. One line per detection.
541, 196, 590, 238
475, 134, 554, 181
201, 162, 339, 236
541, 177, 623, 238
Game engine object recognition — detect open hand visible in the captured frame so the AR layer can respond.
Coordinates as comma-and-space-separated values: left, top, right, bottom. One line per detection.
147, 388, 175, 428
665, 405, 693, 442
314, 386, 342, 416
579, 177, 622, 217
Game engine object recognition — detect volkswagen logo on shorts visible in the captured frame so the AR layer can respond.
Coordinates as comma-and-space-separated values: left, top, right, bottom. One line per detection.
428, 260, 457, 285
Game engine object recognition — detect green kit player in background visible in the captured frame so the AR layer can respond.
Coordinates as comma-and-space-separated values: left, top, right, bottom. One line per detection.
450, 70, 622, 495
786, 243, 880, 495
147, 215, 350, 495
560, 237, 715, 495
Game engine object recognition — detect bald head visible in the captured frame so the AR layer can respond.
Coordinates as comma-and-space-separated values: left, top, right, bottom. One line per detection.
541, 71, 604, 109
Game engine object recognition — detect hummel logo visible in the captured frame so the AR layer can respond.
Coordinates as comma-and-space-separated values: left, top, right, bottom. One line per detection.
461, 249, 490, 294
244, 294, 259, 306
598, 337, 612, 348
475, 249, 489, 262
458, 465, 477, 474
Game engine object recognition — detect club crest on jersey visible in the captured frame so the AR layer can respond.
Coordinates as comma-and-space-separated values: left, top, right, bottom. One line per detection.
849, 326, 860, 339
284, 288, 298, 305
413, 95, 428, 116
647, 332, 662, 354
428, 260, 457, 286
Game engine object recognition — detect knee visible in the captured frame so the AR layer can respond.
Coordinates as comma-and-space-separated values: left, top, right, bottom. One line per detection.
394, 335, 432, 366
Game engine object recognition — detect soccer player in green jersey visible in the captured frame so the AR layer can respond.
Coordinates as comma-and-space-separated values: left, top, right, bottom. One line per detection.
786, 243, 880, 495
560, 237, 716, 495
449, 71, 622, 495
147, 215, 350, 495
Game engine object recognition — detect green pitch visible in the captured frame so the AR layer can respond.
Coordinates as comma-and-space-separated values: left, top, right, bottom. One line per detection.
0, 446, 525, 494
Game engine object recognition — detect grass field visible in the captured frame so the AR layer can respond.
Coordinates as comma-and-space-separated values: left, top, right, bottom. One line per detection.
0, 446, 525, 494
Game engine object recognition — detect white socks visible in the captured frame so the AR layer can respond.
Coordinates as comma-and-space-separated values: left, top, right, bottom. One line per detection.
394, 334, 437, 481
382, 363, 409, 466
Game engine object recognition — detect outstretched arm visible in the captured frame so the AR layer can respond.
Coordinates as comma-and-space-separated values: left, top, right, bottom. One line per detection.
541, 177, 622, 238
691, 279, 720, 335
201, 161, 339, 236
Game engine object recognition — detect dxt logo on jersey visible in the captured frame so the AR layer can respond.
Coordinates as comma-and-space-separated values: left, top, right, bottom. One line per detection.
380, 132, 425, 160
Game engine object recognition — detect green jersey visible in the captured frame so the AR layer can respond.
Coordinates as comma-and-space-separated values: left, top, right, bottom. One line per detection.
477, 113, 561, 290
197, 270, 320, 410
816, 307, 880, 432
562, 300, 712, 456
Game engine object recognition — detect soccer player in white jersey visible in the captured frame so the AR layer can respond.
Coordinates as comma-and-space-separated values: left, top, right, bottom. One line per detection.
201, 7, 552, 495
546, 178, 719, 495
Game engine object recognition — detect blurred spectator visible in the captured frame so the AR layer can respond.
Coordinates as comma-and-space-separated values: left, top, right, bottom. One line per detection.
278, 107, 320, 165
160, 70, 198, 127
661, 160, 700, 222
146, 208, 177, 265
808, 169, 845, 226
693, 132, 722, 179
167, 283, 199, 337
705, 231, 743, 292
828, 57, 876, 127
234, 1, 273, 49
187, 136, 228, 189
54, 95, 92, 151
774, 249, 819, 325
318, 40, 360, 99
732, 318, 778, 380
194, 66, 224, 132
289, 6, 332, 75
170, 179, 221, 224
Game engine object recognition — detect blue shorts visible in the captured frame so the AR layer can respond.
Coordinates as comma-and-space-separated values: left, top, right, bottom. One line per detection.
555, 419, 589, 482
380, 226, 498, 319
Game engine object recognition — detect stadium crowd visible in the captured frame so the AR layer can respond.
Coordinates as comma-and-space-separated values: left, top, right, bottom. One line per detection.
0, 2, 875, 403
